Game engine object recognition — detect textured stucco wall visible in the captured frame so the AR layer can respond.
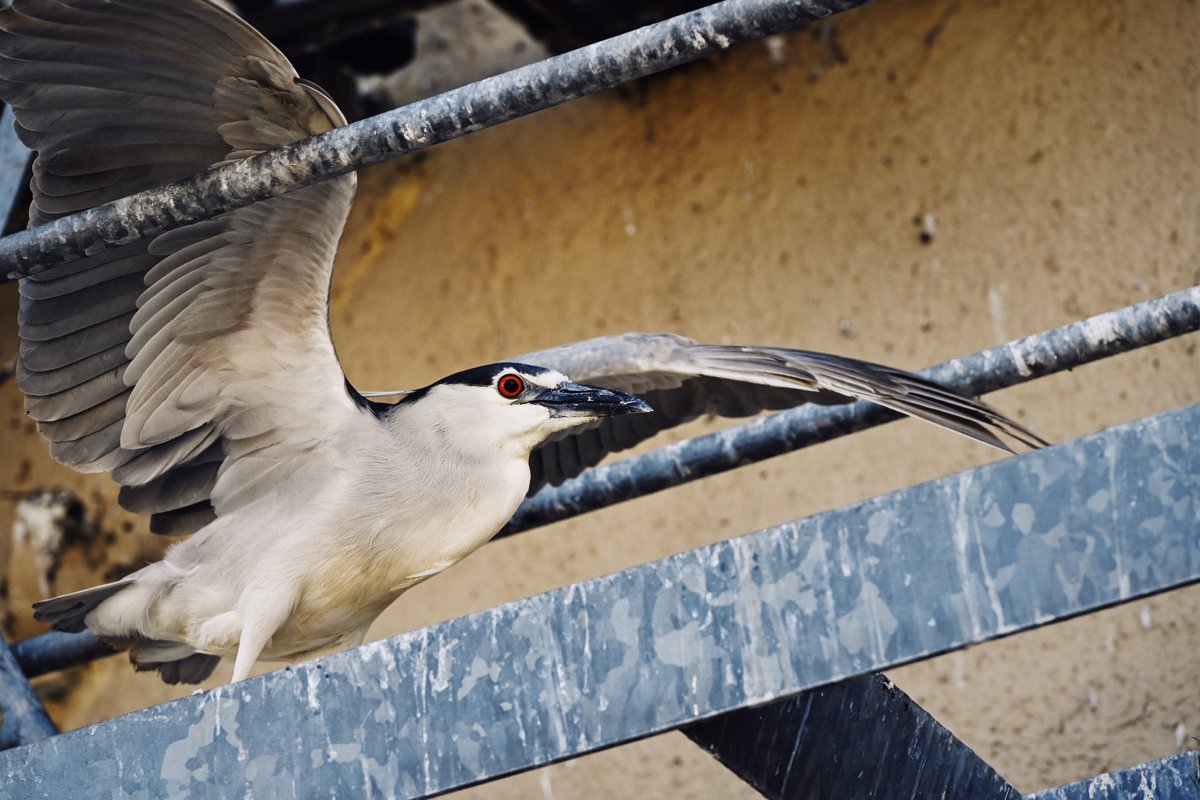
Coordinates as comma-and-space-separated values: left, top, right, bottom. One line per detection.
1, 0, 1197, 794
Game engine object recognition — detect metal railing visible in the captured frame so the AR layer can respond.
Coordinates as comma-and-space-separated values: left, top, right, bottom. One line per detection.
0, 0, 1197, 796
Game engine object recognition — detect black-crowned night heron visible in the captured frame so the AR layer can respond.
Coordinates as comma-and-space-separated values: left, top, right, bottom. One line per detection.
1, 0, 1044, 684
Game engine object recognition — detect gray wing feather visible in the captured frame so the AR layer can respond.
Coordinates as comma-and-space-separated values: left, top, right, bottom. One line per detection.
49, 418, 122, 466
120, 445, 223, 516
38, 392, 128, 443
24, 366, 129, 422
149, 503, 218, 538
17, 342, 128, 395
21, 314, 133, 370
19, 271, 144, 327
18, 252, 149, 301
4, 0, 369, 536
517, 333, 1046, 493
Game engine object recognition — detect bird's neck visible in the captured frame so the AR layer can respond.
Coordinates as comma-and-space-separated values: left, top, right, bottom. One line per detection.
374, 402, 535, 530
384, 397, 539, 464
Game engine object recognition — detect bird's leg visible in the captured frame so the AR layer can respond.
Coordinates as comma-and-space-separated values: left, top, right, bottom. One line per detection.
230, 587, 296, 683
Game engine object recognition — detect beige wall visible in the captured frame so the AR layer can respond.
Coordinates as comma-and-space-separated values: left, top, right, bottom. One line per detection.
1, 0, 1197, 794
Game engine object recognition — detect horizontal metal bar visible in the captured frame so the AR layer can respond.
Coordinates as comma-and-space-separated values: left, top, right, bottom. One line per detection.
0, 636, 57, 751
0, 0, 866, 281
9, 631, 114, 680
685, 673, 1021, 799
502, 285, 1200, 534
2, 402, 1196, 797
1027, 751, 1200, 799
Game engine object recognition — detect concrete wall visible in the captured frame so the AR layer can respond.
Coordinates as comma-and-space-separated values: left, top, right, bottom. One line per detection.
1, 0, 1197, 794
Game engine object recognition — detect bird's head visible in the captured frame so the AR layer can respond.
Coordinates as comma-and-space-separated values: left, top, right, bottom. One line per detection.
389, 363, 651, 458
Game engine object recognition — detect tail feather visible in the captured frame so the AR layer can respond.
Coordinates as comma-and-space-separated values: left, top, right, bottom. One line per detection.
36, 580, 220, 684
110, 637, 223, 685
132, 651, 221, 685
32, 580, 134, 633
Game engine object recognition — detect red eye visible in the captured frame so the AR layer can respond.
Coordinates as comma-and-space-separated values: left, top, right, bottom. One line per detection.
497, 374, 524, 398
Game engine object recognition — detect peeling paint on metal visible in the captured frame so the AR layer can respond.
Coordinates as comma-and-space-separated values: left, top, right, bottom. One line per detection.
1028, 750, 1199, 800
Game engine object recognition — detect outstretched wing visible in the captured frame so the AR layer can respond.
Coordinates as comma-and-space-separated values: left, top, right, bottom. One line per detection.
3, 0, 374, 535
515, 333, 1046, 493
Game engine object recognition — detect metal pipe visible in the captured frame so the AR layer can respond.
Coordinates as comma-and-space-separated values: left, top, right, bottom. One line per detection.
501, 285, 1200, 534
0, 0, 867, 281
0, 635, 57, 750
10, 631, 115, 681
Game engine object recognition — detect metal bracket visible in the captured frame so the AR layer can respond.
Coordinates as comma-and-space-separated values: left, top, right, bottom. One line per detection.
686, 672, 1023, 799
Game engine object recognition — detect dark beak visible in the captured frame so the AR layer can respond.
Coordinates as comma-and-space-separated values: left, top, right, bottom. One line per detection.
533, 382, 653, 418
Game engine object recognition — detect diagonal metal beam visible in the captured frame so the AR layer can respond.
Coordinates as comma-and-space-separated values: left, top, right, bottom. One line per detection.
685, 673, 1022, 800
0, 0, 869, 281
0, 403, 1196, 796
1027, 751, 1200, 800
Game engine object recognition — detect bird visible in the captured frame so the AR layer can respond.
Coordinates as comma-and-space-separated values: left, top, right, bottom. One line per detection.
0, 0, 1046, 685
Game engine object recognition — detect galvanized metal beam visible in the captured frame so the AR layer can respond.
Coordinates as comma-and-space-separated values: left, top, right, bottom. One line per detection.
1027, 751, 1200, 800
685, 673, 1022, 800
0, 636, 56, 751
0, 0, 869, 281
1, 402, 1195, 797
